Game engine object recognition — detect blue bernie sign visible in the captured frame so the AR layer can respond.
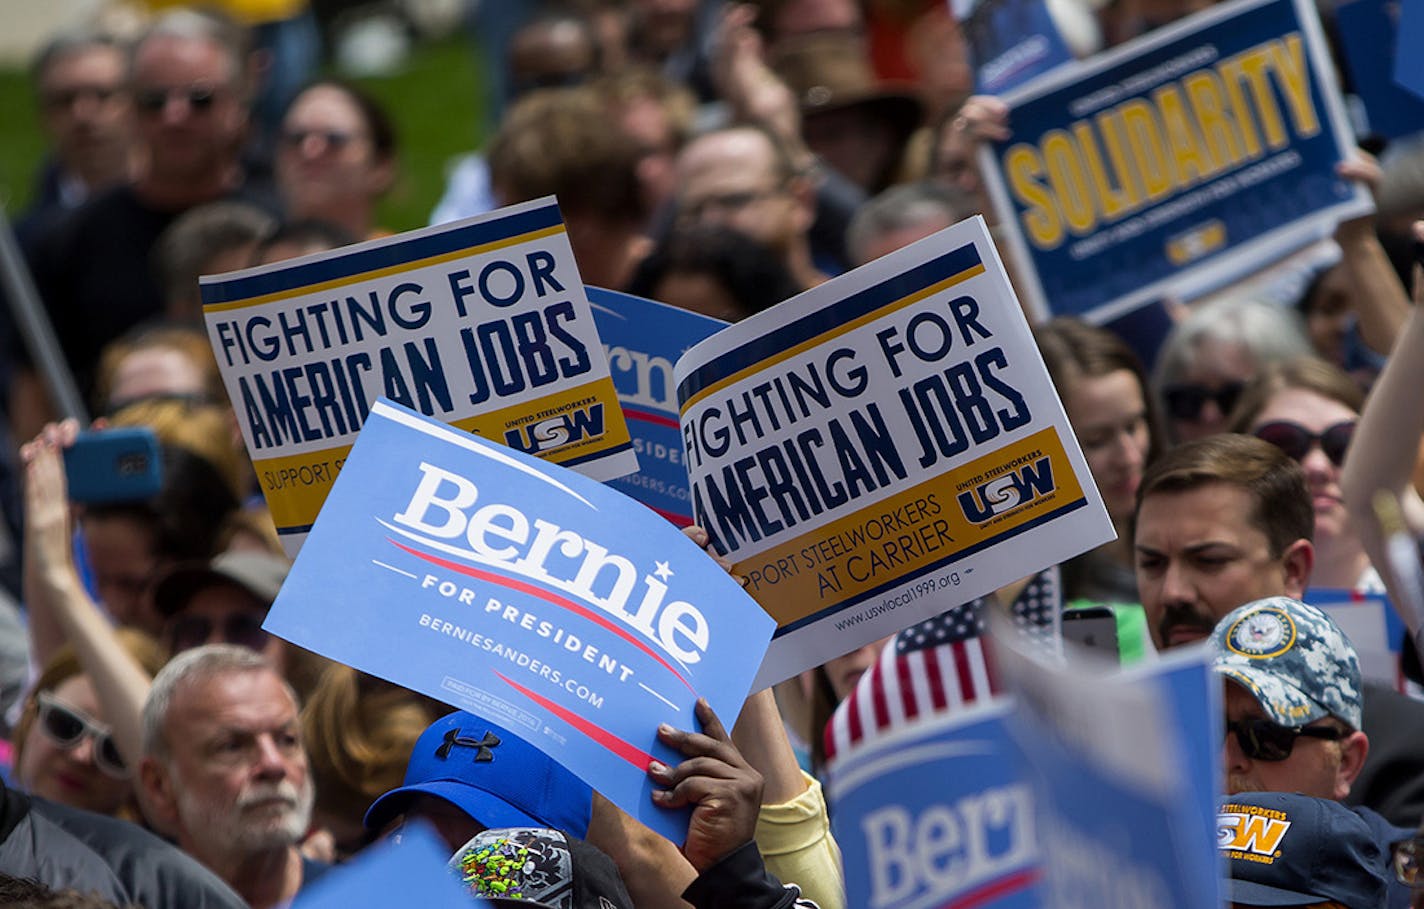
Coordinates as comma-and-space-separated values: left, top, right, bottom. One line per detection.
589, 288, 727, 526
981, 0, 1371, 322
265, 399, 776, 842
827, 702, 1042, 909
293, 822, 476, 909
1002, 645, 1223, 909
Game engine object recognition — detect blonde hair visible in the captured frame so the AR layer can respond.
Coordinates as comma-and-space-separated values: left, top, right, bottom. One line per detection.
301, 666, 445, 833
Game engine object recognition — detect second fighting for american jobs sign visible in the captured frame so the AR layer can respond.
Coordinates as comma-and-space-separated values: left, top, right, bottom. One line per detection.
675, 216, 1113, 687
200, 198, 637, 555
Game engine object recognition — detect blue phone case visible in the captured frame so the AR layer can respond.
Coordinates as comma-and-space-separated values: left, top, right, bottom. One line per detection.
63, 427, 163, 504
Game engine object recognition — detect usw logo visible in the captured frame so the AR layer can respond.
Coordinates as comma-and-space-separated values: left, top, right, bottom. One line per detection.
957, 457, 1054, 524
1217, 812, 1291, 857
504, 404, 606, 455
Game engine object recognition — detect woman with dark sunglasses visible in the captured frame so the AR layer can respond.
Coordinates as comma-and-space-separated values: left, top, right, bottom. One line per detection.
1228, 357, 1380, 592
274, 79, 397, 242
12, 631, 165, 818
1151, 297, 1312, 445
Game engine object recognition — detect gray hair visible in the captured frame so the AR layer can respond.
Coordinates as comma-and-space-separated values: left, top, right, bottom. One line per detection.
30, 27, 126, 87
846, 181, 972, 267
129, 7, 250, 90
142, 644, 288, 762
1151, 296, 1311, 392
1377, 137, 1424, 223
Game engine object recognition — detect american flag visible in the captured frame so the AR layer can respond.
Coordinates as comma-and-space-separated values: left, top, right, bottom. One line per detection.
824, 566, 1060, 762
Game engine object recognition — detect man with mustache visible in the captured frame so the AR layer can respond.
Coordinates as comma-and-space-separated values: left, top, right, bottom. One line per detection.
139, 645, 324, 909
1134, 434, 1424, 829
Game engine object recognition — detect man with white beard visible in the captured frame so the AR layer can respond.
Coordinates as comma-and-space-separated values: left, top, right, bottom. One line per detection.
139, 645, 323, 909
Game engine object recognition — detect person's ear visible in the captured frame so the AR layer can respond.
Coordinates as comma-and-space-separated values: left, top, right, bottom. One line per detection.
787, 173, 816, 234
367, 153, 396, 199
138, 756, 180, 835
1280, 538, 1314, 598
1335, 730, 1369, 800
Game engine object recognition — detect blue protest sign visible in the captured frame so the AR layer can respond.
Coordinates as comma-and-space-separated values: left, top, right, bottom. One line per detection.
828, 701, 1041, 909
952, 0, 1077, 95
998, 642, 1223, 909
1335, 0, 1424, 138
292, 822, 476, 909
981, 0, 1371, 322
589, 288, 727, 526
264, 398, 776, 841
1394, 0, 1424, 101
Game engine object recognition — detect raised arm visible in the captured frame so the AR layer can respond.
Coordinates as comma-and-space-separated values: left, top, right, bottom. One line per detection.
1334, 154, 1410, 355
1340, 226, 1424, 634
21, 424, 152, 766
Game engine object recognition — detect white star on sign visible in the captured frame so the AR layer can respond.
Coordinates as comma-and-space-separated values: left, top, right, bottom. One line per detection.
654, 561, 674, 582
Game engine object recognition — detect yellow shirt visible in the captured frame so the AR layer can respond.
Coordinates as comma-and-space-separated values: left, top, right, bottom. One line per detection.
757, 773, 846, 909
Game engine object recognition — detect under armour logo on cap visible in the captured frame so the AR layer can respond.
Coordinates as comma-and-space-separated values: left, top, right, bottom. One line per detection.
436, 728, 501, 762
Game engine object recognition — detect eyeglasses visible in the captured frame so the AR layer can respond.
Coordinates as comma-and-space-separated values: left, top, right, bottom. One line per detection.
35, 691, 128, 779
1161, 381, 1245, 422
1394, 838, 1424, 887
679, 187, 785, 223
1254, 420, 1355, 468
169, 611, 269, 654
280, 128, 363, 151
134, 85, 219, 115
1225, 717, 1346, 762
41, 85, 122, 111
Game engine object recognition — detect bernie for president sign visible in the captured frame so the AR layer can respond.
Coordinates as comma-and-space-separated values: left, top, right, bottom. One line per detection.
264, 399, 775, 841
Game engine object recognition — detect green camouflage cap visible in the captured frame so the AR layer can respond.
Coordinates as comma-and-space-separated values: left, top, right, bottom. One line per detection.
1208, 597, 1362, 729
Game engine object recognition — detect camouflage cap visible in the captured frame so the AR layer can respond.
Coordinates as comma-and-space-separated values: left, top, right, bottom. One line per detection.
1208, 597, 1362, 729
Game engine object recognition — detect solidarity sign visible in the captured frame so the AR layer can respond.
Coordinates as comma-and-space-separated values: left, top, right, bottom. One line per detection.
675, 215, 1113, 687
265, 399, 774, 841
981, 0, 1370, 321
201, 198, 637, 554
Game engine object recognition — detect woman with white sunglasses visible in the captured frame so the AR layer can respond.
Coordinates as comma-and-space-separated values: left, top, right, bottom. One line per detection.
11, 630, 164, 817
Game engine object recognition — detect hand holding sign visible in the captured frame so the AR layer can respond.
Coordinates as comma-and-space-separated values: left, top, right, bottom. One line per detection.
265, 398, 774, 842
649, 698, 764, 874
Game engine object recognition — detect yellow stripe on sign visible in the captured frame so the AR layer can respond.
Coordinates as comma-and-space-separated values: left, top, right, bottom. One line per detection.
204, 224, 568, 312
680, 262, 986, 413
450, 377, 633, 461
252, 444, 354, 529
733, 427, 1084, 627
252, 378, 631, 533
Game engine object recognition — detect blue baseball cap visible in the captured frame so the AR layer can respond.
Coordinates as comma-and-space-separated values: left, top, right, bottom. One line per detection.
1219, 792, 1387, 909
364, 711, 593, 838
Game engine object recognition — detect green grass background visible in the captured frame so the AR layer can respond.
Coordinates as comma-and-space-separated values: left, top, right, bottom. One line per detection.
0, 34, 487, 232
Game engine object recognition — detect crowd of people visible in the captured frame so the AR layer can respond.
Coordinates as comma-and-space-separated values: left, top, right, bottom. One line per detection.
5, 0, 1424, 907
